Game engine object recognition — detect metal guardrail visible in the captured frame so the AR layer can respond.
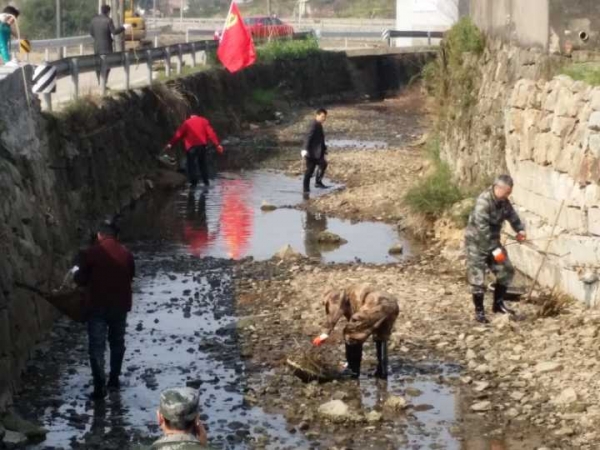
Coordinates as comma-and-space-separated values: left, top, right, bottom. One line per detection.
40, 32, 314, 110
43, 39, 217, 108
382, 29, 446, 46
11, 29, 161, 61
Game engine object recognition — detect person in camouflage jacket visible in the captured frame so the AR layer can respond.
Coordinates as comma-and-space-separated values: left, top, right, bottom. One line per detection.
465, 175, 526, 323
151, 388, 208, 450
312, 284, 400, 380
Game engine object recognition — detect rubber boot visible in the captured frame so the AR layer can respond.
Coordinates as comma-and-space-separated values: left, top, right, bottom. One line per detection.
374, 341, 389, 380
472, 293, 489, 324
341, 343, 363, 379
91, 379, 107, 400
492, 285, 515, 315
107, 347, 125, 391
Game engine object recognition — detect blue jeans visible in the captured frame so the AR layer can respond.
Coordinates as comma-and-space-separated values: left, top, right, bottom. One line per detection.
87, 309, 127, 386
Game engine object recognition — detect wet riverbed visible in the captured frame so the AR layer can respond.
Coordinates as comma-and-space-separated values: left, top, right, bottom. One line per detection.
13, 167, 543, 449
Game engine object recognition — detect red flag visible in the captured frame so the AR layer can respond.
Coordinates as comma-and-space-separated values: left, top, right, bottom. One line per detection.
217, 2, 256, 73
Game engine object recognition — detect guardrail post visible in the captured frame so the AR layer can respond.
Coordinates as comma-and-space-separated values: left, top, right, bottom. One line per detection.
44, 48, 49, 62
427, 31, 431, 46
71, 58, 79, 100
100, 55, 108, 96
154, 35, 159, 48
124, 52, 131, 90
79, 43, 84, 55
63, 46, 68, 58
186, 28, 189, 43
146, 49, 153, 85
165, 47, 171, 78
43, 93, 52, 112
176, 44, 183, 75
190, 42, 196, 67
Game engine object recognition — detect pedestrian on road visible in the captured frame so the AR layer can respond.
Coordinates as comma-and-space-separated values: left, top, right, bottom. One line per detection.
74, 219, 135, 399
90, 4, 131, 84
165, 115, 224, 189
151, 387, 208, 449
312, 284, 399, 380
0, 6, 19, 66
302, 108, 329, 194
465, 174, 526, 323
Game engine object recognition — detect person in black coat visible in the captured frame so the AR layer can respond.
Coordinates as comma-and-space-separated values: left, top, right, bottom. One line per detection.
302, 108, 329, 194
90, 4, 130, 84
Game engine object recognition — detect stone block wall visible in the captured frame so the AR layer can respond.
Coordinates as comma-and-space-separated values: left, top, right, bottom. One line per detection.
505, 76, 600, 306
441, 37, 600, 306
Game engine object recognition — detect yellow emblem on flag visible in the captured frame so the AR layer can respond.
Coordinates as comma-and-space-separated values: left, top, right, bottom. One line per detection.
225, 11, 238, 29
19, 39, 31, 53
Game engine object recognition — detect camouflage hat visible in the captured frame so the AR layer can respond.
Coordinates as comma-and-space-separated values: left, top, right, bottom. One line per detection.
159, 387, 200, 425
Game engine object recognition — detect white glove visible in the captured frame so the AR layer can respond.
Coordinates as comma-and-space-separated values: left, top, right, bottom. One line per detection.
301, 150, 308, 158
123, 23, 132, 30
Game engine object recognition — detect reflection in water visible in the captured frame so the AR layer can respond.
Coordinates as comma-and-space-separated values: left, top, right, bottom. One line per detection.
219, 179, 253, 259
121, 171, 416, 264
183, 192, 214, 257
302, 210, 327, 258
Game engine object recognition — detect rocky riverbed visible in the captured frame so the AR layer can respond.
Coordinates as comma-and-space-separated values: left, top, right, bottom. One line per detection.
5, 89, 597, 449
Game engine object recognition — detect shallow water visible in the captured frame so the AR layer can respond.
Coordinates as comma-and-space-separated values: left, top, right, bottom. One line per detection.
120, 170, 416, 264
14, 169, 543, 450
327, 139, 389, 150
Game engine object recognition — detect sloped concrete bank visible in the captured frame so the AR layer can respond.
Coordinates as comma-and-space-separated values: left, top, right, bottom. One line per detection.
0, 51, 429, 412
440, 38, 600, 306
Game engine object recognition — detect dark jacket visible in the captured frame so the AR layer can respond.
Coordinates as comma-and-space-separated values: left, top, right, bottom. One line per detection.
90, 13, 124, 54
75, 237, 135, 312
304, 119, 327, 160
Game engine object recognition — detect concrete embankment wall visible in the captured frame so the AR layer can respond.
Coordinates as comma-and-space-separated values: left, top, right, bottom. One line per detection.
0, 51, 430, 411
440, 38, 600, 307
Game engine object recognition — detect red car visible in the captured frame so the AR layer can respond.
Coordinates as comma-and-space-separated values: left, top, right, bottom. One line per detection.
244, 16, 294, 39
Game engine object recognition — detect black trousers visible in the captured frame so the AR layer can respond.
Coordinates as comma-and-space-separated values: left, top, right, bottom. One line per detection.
186, 145, 209, 186
88, 309, 127, 386
303, 157, 328, 192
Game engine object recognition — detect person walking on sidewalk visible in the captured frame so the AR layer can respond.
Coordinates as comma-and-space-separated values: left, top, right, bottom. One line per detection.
302, 108, 329, 194
465, 174, 526, 324
0, 6, 19, 66
90, 4, 131, 84
165, 114, 224, 188
74, 219, 135, 399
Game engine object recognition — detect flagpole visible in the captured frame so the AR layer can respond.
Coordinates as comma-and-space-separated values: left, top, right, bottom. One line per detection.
220, 0, 234, 38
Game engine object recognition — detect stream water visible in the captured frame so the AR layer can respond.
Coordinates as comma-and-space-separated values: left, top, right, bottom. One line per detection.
13, 169, 536, 449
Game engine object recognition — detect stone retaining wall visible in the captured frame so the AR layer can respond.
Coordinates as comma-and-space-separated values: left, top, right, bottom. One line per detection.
441, 39, 600, 306
505, 76, 600, 307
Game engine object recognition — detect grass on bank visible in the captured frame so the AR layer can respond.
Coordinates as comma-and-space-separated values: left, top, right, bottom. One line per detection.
561, 62, 600, 86
256, 37, 321, 62
404, 137, 465, 218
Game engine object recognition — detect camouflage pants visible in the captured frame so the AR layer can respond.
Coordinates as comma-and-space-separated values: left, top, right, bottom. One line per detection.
466, 243, 515, 295
343, 298, 399, 345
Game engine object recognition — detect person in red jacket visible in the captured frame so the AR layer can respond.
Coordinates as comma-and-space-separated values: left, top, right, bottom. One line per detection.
75, 219, 135, 399
165, 115, 224, 188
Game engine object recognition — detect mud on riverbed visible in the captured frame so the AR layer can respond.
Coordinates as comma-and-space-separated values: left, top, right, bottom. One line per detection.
9, 89, 597, 450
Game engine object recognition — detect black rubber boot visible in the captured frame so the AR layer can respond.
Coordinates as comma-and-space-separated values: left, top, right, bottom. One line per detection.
315, 182, 329, 189
90, 380, 107, 400
107, 349, 124, 391
473, 293, 489, 324
374, 341, 389, 380
341, 343, 363, 379
492, 285, 515, 315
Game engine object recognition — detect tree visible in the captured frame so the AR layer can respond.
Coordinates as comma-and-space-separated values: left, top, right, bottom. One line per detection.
18, 0, 97, 40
